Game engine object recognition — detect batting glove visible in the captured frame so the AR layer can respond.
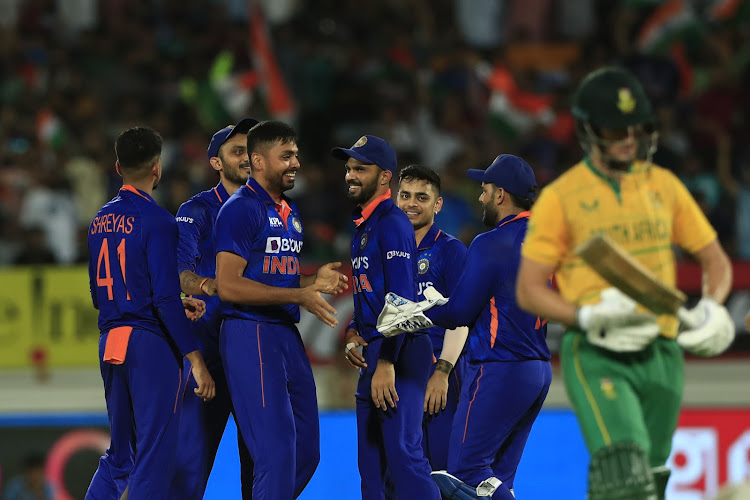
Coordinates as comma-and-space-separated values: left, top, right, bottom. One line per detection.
677, 298, 735, 357
578, 288, 660, 352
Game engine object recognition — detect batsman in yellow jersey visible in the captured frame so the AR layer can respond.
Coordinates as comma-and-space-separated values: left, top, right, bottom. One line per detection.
516, 67, 735, 500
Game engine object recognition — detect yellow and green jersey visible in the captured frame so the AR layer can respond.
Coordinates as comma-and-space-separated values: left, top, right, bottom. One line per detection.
522, 157, 716, 337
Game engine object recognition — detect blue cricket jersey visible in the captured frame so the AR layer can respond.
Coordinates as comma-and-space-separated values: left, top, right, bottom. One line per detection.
87, 185, 198, 356
415, 224, 467, 355
426, 212, 550, 363
214, 177, 303, 324
349, 190, 421, 362
176, 182, 229, 342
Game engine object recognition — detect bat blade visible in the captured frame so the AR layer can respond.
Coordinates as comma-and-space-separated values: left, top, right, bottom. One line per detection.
574, 235, 686, 316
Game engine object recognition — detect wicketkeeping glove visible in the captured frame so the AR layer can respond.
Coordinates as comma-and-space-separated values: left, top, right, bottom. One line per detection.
677, 298, 735, 357
578, 288, 660, 352
376, 287, 448, 337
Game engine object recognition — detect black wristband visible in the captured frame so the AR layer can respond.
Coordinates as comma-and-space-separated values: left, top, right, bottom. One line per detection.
435, 359, 453, 375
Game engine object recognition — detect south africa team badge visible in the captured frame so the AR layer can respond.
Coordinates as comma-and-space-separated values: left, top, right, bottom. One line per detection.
292, 216, 302, 233
360, 233, 368, 249
418, 258, 429, 274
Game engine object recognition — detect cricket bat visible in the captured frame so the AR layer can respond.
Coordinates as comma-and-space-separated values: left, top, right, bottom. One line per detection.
574, 235, 695, 326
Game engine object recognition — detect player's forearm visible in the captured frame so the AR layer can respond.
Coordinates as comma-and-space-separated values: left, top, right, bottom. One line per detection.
695, 240, 732, 304
217, 275, 302, 306
517, 281, 578, 327
180, 270, 214, 296
439, 327, 468, 366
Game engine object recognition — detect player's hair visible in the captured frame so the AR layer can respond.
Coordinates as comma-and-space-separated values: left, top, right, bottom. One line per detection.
115, 127, 162, 172
398, 164, 441, 194
247, 120, 297, 154
508, 188, 537, 211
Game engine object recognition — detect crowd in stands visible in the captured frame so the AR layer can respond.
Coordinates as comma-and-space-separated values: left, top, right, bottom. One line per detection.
1, 0, 750, 267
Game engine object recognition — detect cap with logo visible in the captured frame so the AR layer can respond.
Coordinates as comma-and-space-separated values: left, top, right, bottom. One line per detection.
331, 135, 397, 174
467, 154, 537, 198
207, 117, 259, 160
571, 67, 654, 130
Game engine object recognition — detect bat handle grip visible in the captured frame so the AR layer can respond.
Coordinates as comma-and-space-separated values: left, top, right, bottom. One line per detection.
677, 307, 699, 330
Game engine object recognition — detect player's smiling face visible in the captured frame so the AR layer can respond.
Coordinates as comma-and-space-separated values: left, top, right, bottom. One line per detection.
345, 159, 380, 204
261, 139, 300, 193
216, 134, 250, 187
397, 178, 442, 230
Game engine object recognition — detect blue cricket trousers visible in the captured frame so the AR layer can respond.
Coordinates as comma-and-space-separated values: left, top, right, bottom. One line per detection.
422, 355, 466, 471
448, 360, 551, 499
356, 334, 441, 500
169, 332, 254, 500
86, 329, 184, 500
221, 318, 320, 500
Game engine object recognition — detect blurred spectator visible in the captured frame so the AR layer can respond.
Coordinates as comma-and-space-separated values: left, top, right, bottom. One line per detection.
12, 226, 56, 266
1, 453, 53, 500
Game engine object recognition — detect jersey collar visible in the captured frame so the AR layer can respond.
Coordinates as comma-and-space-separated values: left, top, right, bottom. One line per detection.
213, 182, 230, 204
120, 185, 154, 202
353, 189, 392, 227
418, 224, 442, 251
496, 211, 530, 229
246, 177, 293, 225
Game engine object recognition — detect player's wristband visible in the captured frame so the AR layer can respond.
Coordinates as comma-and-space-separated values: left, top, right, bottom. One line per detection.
435, 359, 453, 375
199, 277, 210, 295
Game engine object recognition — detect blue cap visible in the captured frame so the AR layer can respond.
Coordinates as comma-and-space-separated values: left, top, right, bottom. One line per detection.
207, 117, 259, 159
331, 135, 397, 174
467, 154, 537, 198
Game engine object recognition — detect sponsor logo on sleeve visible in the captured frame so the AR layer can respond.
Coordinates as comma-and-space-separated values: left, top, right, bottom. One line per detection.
386, 250, 410, 260
176, 216, 194, 224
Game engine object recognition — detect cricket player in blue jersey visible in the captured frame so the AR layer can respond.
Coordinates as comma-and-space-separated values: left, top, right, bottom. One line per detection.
396, 164, 468, 472
85, 127, 215, 500
332, 135, 441, 500
379, 154, 551, 500
170, 118, 258, 500
215, 120, 348, 500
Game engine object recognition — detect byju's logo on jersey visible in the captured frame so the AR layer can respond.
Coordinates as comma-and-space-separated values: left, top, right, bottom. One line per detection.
269, 217, 284, 228
386, 250, 410, 260
265, 237, 303, 254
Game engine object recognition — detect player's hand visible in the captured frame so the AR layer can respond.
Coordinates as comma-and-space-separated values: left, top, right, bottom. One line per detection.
185, 351, 215, 402
371, 360, 398, 411
677, 298, 735, 357
578, 288, 659, 352
182, 297, 206, 321
314, 262, 349, 295
424, 370, 448, 414
344, 330, 368, 369
299, 285, 339, 328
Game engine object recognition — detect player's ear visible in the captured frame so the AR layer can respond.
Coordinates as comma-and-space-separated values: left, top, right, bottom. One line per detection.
381, 169, 392, 186
250, 151, 263, 171
434, 196, 443, 215
115, 161, 123, 177
209, 156, 222, 173
496, 187, 505, 206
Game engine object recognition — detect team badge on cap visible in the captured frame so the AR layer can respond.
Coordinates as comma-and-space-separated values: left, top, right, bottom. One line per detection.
617, 88, 635, 114
292, 217, 302, 233
354, 136, 368, 147
360, 233, 368, 249
418, 258, 430, 275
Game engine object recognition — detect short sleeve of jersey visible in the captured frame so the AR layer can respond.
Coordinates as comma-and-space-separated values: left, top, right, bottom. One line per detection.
215, 196, 263, 261
522, 186, 569, 266
669, 172, 717, 253
176, 199, 209, 275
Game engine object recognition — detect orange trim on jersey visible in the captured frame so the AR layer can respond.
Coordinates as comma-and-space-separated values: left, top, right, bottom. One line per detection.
213, 187, 223, 202
434, 229, 442, 242
277, 199, 292, 230
463, 365, 484, 443
354, 189, 392, 227
120, 185, 151, 201
498, 211, 531, 228
257, 324, 266, 408
103, 326, 133, 364
489, 298, 499, 348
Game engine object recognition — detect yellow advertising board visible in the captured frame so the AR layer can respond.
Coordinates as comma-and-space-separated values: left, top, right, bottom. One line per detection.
0, 266, 100, 368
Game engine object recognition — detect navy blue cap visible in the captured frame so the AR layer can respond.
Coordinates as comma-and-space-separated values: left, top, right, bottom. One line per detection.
207, 117, 259, 159
331, 135, 397, 174
467, 154, 537, 197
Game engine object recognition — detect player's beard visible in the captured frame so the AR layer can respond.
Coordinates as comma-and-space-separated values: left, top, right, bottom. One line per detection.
481, 201, 498, 227
347, 177, 378, 205
224, 161, 250, 187
267, 168, 296, 193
